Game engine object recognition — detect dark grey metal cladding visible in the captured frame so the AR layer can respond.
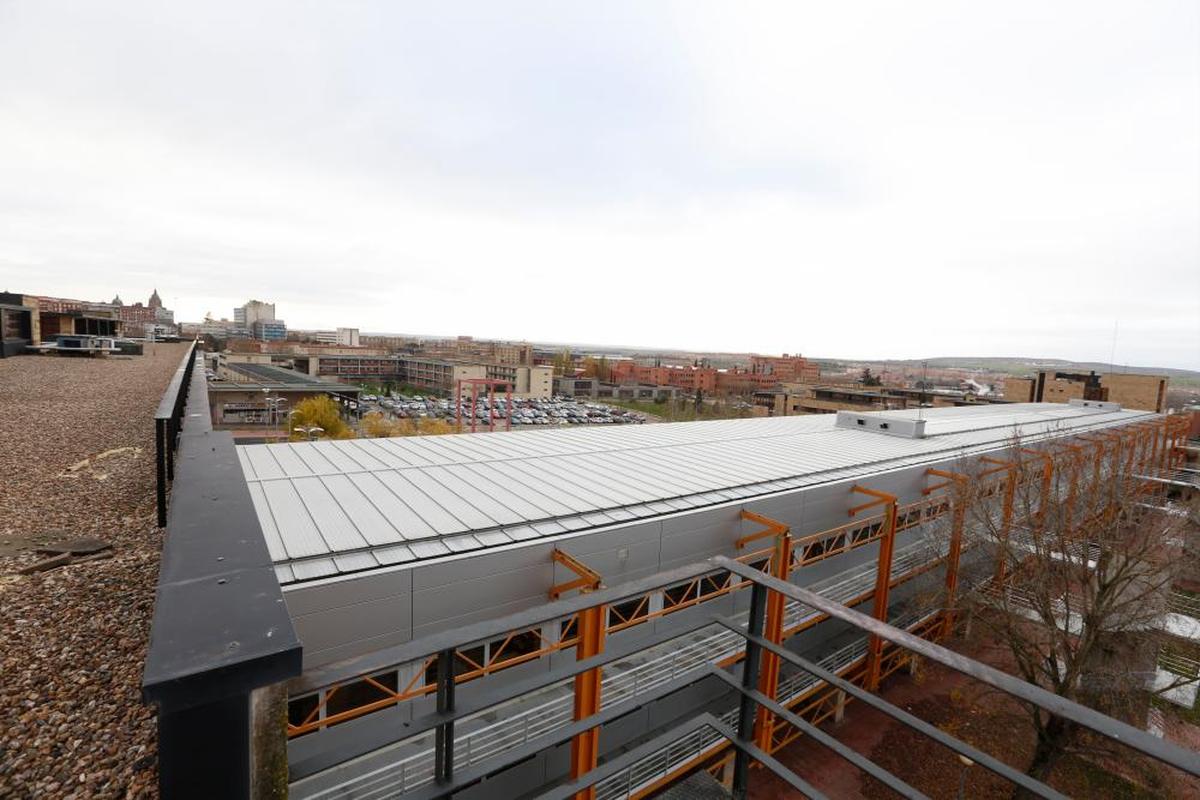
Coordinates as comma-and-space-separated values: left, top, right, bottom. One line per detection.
143, 359, 302, 710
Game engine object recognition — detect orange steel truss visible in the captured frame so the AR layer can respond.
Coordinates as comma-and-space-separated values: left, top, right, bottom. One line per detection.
285, 409, 1190, 787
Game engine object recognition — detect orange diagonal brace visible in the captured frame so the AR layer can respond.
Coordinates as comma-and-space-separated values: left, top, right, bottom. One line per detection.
737, 509, 790, 549
569, 603, 606, 800
550, 548, 602, 600
848, 484, 894, 517
851, 485, 898, 691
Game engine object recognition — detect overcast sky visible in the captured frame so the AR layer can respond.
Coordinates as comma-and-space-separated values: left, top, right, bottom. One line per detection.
1, 2, 1197, 369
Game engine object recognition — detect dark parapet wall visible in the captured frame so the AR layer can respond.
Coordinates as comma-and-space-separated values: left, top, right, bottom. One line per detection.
142, 347, 302, 799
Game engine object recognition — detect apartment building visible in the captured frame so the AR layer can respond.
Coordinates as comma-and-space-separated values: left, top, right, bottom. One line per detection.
1004, 370, 1168, 412
748, 353, 821, 383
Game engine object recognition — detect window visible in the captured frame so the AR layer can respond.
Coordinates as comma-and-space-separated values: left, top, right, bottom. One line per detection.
608, 597, 649, 628
325, 671, 399, 718
663, 581, 698, 610
288, 693, 320, 734
424, 645, 485, 685
701, 569, 731, 596
489, 629, 542, 665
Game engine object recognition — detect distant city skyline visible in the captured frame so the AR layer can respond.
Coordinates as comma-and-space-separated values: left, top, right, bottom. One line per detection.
2, 2, 1197, 369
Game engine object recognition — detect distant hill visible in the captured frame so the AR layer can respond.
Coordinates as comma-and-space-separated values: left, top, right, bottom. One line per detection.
820, 356, 1200, 386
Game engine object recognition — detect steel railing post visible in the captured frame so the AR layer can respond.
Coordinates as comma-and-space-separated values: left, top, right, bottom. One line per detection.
731, 579, 767, 800
155, 418, 167, 528
434, 647, 455, 784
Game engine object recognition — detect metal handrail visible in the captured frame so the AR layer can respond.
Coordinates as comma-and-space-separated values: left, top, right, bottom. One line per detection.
154, 339, 199, 526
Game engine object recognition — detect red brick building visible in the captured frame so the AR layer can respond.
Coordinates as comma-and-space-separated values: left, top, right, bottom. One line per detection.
610, 357, 819, 396
749, 353, 821, 383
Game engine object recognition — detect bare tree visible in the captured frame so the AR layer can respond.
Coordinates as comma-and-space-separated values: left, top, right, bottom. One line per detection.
942, 427, 1198, 785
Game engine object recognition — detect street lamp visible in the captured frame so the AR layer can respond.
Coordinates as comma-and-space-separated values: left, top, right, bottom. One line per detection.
262, 389, 287, 442
293, 425, 324, 442
270, 397, 288, 439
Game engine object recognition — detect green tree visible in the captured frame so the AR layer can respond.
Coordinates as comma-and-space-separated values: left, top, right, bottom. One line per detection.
288, 396, 353, 441
582, 355, 611, 383
552, 348, 575, 375
860, 367, 882, 386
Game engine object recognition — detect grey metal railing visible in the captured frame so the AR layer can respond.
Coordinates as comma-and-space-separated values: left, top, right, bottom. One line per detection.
154, 340, 199, 527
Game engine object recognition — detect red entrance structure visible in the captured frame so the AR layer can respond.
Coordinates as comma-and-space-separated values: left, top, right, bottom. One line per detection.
454, 378, 513, 433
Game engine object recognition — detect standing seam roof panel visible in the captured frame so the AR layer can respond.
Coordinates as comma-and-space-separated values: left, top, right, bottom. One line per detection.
346, 472, 438, 541
373, 471, 473, 535
292, 476, 371, 554
240, 404, 1158, 584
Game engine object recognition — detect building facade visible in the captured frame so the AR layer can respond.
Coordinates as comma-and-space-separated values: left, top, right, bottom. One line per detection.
1004, 370, 1168, 413
748, 353, 821, 383
235, 299, 277, 328
253, 320, 288, 341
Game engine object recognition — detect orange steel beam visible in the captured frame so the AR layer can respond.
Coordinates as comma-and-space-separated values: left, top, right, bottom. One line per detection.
735, 509, 793, 754
923, 468, 969, 638
981, 456, 1018, 583
1019, 448, 1054, 529
550, 548, 602, 600
851, 485, 898, 691
569, 603, 606, 800
742, 507, 794, 748
848, 484, 895, 517
1054, 443, 1086, 525
736, 509, 790, 549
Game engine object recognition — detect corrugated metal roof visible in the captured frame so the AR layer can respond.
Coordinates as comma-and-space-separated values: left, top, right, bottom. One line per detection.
239, 403, 1155, 585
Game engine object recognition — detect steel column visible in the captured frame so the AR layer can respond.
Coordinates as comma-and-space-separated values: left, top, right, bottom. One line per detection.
569, 603, 606, 800
434, 647, 456, 784
924, 468, 969, 633
851, 485, 898, 691
868, 501, 897, 689
981, 456, 1018, 583
732, 580, 768, 800
753, 530, 791, 753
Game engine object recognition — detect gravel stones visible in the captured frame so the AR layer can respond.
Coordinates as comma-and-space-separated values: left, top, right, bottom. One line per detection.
0, 344, 190, 799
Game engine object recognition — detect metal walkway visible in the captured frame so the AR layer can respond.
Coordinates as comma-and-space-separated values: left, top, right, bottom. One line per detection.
292, 523, 955, 799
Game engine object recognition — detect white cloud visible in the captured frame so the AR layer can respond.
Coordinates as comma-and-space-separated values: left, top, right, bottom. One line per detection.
0, 1, 1196, 368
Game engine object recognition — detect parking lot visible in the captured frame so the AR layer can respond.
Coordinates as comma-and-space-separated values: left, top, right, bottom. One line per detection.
358, 394, 647, 427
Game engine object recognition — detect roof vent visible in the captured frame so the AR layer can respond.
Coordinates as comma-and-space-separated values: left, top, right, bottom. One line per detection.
1068, 399, 1122, 412
835, 410, 926, 439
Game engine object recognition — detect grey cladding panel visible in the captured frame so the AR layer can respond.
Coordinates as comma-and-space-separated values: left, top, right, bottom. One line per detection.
411, 543, 556, 589
553, 521, 662, 585
659, 506, 742, 568
412, 548, 554, 632
291, 593, 413, 659
283, 567, 412, 617
302, 627, 413, 671
742, 490, 805, 531
412, 592, 552, 640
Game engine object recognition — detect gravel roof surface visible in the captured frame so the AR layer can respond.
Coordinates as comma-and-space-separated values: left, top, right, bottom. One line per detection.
0, 344, 190, 799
